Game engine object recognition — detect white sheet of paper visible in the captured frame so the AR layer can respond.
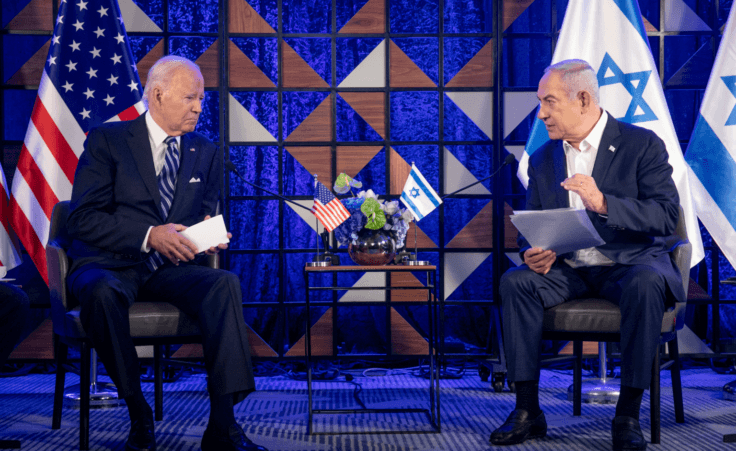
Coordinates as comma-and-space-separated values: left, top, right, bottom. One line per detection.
510, 208, 605, 255
179, 215, 230, 254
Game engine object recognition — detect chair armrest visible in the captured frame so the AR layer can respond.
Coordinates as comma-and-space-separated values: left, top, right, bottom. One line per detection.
207, 253, 219, 270
672, 240, 692, 299
46, 242, 71, 333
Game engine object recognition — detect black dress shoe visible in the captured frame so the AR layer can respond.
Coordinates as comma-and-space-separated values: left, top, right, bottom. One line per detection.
201, 423, 268, 451
125, 415, 156, 451
490, 409, 547, 445
611, 416, 647, 451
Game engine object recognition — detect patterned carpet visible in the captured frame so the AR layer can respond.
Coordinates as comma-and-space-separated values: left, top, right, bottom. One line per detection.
2, 365, 736, 450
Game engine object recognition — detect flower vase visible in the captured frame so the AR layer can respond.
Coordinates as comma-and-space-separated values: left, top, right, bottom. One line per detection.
348, 229, 397, 266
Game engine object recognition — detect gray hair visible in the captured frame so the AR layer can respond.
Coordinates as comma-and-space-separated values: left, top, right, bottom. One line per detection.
142, 55, 201, 109
544, 59, 600, 105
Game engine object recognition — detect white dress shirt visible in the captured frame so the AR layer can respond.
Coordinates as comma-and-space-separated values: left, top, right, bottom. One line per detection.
141, 112, 181, 252
562, 109, 614, 268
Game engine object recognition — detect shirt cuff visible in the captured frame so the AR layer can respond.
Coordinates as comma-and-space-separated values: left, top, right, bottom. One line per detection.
142, 226, 153, 253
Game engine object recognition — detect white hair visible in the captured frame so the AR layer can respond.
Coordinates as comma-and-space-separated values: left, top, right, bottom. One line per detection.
544, 59, 600, 105
142, 55, 201, 109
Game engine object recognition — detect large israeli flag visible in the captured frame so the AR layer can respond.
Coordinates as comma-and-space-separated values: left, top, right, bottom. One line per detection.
518, 0, 704, 267
685, 6, 736, 270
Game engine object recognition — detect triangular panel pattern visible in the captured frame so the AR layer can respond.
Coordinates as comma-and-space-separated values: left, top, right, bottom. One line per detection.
505, 145, 526, 163
339, 0, 385, 34
339, 40, 386, 88
228, 94, 277, 142
286, 96, 333, 142
282, 41, 329, 88
339, 92, 386, 138
443, 252, 491, 301
136, 40, 165, 86
336, 95, 383, 141
664, 0, 711, 31
6, 0, 53, 31
446, 201, 518, 249
228, 41, 276, 88
284, 147, 333, 187
665, 42, 715, 87
195, 39, 220, 88
6, 39, 49, 85
119, 0, 162, 33
336, 146, 383, 177
339, 272, 386, 302
388, 147, 411, 195
285, 308, 334, 356
286, 200, 332, 241
390, 308, 430, 355
229, 0, 276, 33
389, 40, 435, 88
502, 0, 534, 31
172, 324, 277, 357
446, 39, 493, 88
390, 272, 433, 303
444, 94, 490, 141
405, 222, 438, 249
446, 92, 493, 139
503, 91, 540, 138
443, 147, 490, 196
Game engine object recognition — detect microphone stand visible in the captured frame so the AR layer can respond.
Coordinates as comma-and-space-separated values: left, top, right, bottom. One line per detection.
226, 162, 339, 265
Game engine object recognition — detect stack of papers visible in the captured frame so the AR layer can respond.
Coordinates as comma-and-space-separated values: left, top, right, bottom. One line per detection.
510, 208, 605, 254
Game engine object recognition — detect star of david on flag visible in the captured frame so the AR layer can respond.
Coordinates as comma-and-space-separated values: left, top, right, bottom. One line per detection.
8, 0, 144, 284
401, 164, 442, 221
311, 180, 351, 232
685, 5, 736, 270
517, 0, 704, 267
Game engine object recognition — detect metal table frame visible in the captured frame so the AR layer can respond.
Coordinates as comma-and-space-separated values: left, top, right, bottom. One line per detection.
303, 265, 441, 435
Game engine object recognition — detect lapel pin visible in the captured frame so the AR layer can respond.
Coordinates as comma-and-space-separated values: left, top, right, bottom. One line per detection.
190, 147, 195, 152
609, 145, 615, 152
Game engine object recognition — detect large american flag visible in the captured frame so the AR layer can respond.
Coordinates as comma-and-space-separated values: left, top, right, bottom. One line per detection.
9, 0, 145, 284
311, 180, 350, 232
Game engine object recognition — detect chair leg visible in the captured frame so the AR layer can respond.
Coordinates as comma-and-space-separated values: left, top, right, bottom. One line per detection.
650, 344, 661, 445
573, 341, 582, 416
52, 336, 67, 430
79, 342, 91, 451
669, 335, 685, 424
154, 344, 163, 421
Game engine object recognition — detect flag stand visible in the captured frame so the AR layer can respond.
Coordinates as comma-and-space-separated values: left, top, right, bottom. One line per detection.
307, 226, 339, 267
400, 224, 429, 266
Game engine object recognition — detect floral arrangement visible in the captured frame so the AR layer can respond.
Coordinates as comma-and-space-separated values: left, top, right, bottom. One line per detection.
331, 173, 414, 249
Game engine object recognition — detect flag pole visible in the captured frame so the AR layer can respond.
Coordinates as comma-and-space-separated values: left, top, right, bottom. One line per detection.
307, 174, 332, 267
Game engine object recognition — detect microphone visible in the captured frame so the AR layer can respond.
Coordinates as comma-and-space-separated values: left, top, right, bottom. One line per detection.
441, 153, 515, 200
225, 160, 312, 211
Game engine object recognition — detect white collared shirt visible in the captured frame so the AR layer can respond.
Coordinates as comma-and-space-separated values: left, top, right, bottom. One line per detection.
562, 110, 614, 268
141, 112, 182, 252
145, 111, 181, 176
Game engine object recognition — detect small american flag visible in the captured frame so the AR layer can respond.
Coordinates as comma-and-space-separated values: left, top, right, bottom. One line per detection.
9, 0, 144, 283
311, 180, 350, 232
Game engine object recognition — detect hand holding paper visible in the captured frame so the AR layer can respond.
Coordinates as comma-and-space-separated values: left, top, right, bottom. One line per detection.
179, 215, 230, 254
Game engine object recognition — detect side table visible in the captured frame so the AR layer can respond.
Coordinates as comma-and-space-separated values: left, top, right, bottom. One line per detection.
303, 264, 441, 434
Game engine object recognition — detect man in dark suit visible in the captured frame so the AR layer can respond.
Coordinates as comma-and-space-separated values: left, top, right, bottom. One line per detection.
490, 60, 684, 451
67, 56, 266, 451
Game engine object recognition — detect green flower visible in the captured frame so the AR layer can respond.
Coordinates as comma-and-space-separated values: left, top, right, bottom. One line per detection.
361, 198, 386, 230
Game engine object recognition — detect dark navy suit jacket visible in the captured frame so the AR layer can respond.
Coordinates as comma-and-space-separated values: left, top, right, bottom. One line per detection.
67, 113, 221, 283
521, 114, 685, 303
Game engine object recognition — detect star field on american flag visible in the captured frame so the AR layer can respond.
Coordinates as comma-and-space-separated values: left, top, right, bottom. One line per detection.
311, 180, 351, 232
45, 0, 142, 132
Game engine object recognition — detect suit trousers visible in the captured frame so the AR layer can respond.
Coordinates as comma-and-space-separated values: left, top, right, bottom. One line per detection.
69, 262, 255, 403
499, 261, 666, 390
0, 282, 30, 367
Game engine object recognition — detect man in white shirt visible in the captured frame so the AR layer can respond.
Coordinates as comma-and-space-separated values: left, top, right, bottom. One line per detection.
490, 60, 684, 451
67, 56, 266, 451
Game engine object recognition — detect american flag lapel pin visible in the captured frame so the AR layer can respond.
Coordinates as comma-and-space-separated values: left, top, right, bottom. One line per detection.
609, 145, 616, 152
190, 147, 195, 152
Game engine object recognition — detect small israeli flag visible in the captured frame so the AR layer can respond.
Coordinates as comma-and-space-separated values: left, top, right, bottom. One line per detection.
400, 163, 442, 221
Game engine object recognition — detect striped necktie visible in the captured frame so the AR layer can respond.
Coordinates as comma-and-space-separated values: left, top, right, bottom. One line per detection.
147, 136, 180, 271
